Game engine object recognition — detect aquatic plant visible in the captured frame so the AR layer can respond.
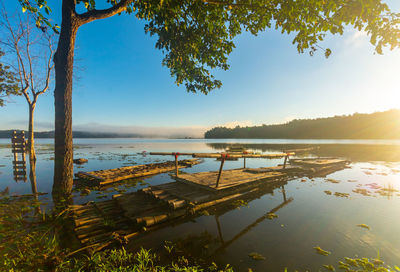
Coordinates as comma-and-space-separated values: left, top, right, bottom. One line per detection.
330, 256, 399, 272
233, 199, 249, 209
266, 212, 278, 220
313, 246, 331, 256
357, 224, 371, 230
323, 264, 335, 271
325, 179, 340, 184
248, 252, 266, 261
334, 192, 350, 198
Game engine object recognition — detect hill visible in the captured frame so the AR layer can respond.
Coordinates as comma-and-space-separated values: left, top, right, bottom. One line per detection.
204, 109, 400, 139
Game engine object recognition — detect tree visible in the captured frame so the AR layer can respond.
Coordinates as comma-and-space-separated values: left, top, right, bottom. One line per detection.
19, 0, 400, 197
0, 50, 19, 106
0, 6, 55, 161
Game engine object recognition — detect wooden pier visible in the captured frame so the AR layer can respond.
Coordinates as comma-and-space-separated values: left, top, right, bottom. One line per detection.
69, 175, 289, 252
175, 169, 284, 191
75, 159, 201, 186
11, 131, 27, 182
69, 155, 349, 252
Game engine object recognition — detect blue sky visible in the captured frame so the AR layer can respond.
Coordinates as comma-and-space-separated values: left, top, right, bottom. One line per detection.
1, 0, 400, 137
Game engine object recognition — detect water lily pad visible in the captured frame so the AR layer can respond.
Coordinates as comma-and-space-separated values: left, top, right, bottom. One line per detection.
266, 212, 278, 220
325, 178, 340, 184
323, 264, 335, 271
334, 192, 349, 198
314, 246, 331, 256
248, 252, 266, 260
356, 224, 370, 230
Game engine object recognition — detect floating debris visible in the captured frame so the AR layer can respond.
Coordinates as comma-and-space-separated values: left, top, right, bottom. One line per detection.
266, 212, 278, 220
324, 190, 332, 195
363, 171, 373, 175
80, 188, 91, 196
248, 252, 266, 260
334, 192, 349, 198
347, 180, 357, 182
301, 178, 307, 182
325, 178, 340, 184
356, 224, 370, 230
73, 158, 88, 164
314, 246, 331, 256
323, 264, 335, 271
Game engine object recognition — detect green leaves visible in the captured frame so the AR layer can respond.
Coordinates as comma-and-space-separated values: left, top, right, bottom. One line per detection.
20, 0, 400, 94
18, 0, 59, 33
0, 51, 21, 107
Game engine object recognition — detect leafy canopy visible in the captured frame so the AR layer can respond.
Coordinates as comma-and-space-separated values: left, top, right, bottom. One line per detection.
0, 50, 20, 106
19, 0, 400, 94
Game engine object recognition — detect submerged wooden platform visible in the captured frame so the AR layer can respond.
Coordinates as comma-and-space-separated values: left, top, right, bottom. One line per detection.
69, 156, 350, 252
74, 159, 200, 186
175, 169, 285, 191
290, 158, 348, 167
70, 176, 288, 252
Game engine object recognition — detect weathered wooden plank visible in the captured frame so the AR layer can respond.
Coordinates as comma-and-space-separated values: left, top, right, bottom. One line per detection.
75, 159, 201, 186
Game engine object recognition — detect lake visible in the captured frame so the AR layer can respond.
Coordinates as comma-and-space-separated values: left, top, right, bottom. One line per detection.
1, 138, 400, 271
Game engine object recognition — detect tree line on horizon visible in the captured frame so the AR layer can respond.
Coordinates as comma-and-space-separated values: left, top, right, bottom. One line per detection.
204, 110, 400, 139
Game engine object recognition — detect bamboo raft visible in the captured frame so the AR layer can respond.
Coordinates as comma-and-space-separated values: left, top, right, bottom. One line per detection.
74, 159, 201, 186
175, 169, 285, 191
69, 155, 349, 252
69, 175, 289, 252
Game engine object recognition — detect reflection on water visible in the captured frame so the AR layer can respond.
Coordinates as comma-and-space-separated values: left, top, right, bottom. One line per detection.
207, 143, 400, 162
1, 139, 400, 270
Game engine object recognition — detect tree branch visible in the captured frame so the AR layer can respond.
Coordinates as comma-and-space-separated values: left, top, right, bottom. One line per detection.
77, 0, 134, 25
36, 35, 55, 97
201, 0, 271, 8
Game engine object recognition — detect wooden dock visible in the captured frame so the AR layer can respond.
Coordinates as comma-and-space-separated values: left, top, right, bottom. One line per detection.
69, 176, 289, 252
175, 169, 285, 191
69, 157, 350, 252
74, 159, 201, 186
11, 131, 27, 182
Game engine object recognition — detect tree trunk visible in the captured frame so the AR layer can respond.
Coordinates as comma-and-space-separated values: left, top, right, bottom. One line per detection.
52, 0, 79, 198
28, 102, 36, 162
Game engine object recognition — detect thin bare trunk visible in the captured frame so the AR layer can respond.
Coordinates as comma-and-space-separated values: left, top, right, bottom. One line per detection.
28, 102, 36, 161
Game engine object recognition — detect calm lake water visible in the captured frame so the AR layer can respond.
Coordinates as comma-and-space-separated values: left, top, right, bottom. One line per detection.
1, 138, 400, 271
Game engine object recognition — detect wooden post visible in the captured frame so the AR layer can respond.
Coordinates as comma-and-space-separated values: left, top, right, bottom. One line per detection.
243, 157, 246, 169
283, 154, 288, 169
215, 215, 224, 243
281, 185, 287, 202
215, 154, 227, 188
173, 153, 179, 177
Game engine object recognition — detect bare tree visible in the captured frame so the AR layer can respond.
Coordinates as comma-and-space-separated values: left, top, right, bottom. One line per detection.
0, 5, 55, 161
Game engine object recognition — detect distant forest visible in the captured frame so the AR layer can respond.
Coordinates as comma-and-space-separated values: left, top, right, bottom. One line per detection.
204, 110, 400, 139
0, 130, 142, 138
